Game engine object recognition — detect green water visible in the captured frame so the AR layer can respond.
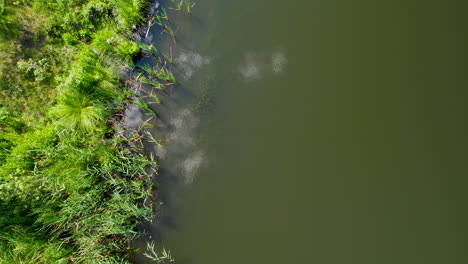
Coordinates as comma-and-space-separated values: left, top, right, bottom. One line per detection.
137, 0, 468, 263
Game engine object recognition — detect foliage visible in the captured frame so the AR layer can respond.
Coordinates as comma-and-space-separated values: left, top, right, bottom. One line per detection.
0, 0, 18, 39
0, 0, 169, 263
0, 226, 71, 264
114, 0, 146, 32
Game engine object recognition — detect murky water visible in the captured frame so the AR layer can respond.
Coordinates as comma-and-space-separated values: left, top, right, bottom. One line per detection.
134, 0, 468, 263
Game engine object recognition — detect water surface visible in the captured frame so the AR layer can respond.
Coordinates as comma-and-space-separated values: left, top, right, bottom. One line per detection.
136, 0, 468, 263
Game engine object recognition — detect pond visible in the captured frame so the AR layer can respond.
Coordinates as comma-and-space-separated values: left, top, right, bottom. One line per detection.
134, 0, 468, 263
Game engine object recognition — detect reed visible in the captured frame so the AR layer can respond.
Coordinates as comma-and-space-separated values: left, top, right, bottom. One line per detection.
161, 47, 174, 64
139, 74, 164, 89
145, 130, 163, 147
139, 64, 177, 85
171, 0, 196, 14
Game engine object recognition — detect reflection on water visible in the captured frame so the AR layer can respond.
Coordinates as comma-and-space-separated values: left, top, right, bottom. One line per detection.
181, 149, 205, 184
122, 102, 144, 129
272, 51, 287, 73
175, 50, 211, 80
168, 109, 198, 147
239, 52, 261, 81
239, 50, 288, 80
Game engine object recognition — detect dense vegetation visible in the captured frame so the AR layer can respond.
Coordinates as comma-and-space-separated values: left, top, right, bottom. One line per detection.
0, 0, 168, 262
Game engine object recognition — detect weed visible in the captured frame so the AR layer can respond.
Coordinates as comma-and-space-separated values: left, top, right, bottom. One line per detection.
143, 241, 175, 263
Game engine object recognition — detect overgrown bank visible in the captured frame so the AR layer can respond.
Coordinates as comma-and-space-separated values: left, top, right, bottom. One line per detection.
0, 0, 174, 262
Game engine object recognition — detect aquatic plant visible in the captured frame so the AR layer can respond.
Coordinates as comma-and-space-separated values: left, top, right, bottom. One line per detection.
145, 130, 163, 147
153, 8, 176, 41
136, 97, 156, 116
158, 7, 170, 22
163, 22, 176, 40
161, 66, 177, 84
171, 0, 196, 14
149, 91, 161, 104
139, 42, 159, 56
161, 47, 174, 64
139, 64, 177, 85
139, 74, 164, 89
143, 241, 175, 263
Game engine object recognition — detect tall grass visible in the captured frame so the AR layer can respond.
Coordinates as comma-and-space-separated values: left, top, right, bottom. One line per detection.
0, 0, 17, 38
53, 90, 107, 132
0, 227, 71, 264
0, 0, 168, 263
51, 49, 121, 133
114, 0, 146, 31
0, 0, 10, 31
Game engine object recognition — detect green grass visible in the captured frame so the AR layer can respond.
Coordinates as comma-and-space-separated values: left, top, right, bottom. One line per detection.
115, 0, 146, 32
0, 0, 176, 263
